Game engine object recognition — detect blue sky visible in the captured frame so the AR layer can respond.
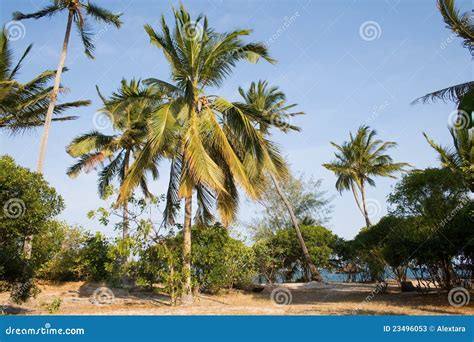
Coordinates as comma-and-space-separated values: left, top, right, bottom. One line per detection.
0, 0, 472, 239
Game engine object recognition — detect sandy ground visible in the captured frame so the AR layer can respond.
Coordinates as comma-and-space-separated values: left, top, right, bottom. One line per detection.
1, 281, 472, 315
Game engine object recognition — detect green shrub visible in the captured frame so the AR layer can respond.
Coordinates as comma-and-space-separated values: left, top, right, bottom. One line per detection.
191, 224, 256, 294
136, 224, 256, 295
42, 297, 62, 314
79, 232, 113, 281
35, 222, 87, 281
253, 225, 336, 282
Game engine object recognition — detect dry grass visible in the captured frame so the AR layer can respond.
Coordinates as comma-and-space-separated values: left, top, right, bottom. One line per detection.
1, 281, 472, 315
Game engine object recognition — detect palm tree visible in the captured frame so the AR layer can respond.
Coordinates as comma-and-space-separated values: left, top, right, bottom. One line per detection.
66, 80, 159, 272
13, 0, 122, 172
118, 5, 274, 304
0, 28, 89, 134
323, 126, 409, 227
412, 0, 473, 105
424, 128, 473, 192
237, 80, 322, 281
411, 0, 473, 192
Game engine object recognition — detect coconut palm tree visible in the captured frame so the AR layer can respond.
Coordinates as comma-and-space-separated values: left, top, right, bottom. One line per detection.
323, 126, 409, 227
237, 80, 322, 281
66, 80, 159, 270
118, 5, 274, 304
13, 0, 122, 172
0, 28, 89, 134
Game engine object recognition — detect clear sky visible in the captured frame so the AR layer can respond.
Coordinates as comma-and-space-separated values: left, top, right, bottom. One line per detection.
0, 0, 472, 240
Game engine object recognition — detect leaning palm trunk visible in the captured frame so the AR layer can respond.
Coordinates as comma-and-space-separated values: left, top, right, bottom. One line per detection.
181, 195, 193, 305
37, 10, 73, 173
359, 182, 372, 227
121, 150, 131, 284
23, 10, 73, 259
270, 174, 322, 282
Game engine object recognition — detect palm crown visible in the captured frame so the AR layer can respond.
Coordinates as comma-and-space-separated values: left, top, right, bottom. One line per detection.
324, 126, 409, 226
0, 28, 89, 134
13, 0, 122, 58
238, 80, 302, 134
119, 5, 275, 226
66, 80, 159, 199
238, 80, 324, 282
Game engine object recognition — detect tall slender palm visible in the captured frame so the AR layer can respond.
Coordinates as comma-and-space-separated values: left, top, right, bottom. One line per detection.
323, 126, 409, 227
13, 0, 122, 172
66, 80, 159, 267
237, 80, 322, 281
13, 1, 121, 258
0, 28, 89, 134
118, 5, 274, 304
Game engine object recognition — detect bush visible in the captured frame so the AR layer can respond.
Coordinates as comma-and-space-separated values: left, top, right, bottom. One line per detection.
80, 232, 113, 282
191, 225, 256, 293
253, 225, 336, 283
35, 222, 87, 281
135, 224, 256, 295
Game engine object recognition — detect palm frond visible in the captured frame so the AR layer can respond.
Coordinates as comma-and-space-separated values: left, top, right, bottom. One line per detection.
84, 2, 122, 28
412, 81, 474, 105
13, 5, 63, 20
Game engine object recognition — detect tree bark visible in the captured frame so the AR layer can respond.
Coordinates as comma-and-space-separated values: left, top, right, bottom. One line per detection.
23, 10, 74, 259
37, 10, 73, 173
350, 183, 365, 216
122, 150, 131, 244
181, 195, 193, 305
359, 181, 372, 227
270, 174, 322, 282
121, 149, 131, 285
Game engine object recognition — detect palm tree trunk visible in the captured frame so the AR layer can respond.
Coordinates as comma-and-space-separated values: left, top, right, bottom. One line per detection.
23, 10, 74, 259
350, 183, 365, 216
122, 150, 131, 243
37, 10, 73, 173
270, 174, 322, 282
359, 182, 371, 227
121, 150, 131, 285
181, 195, 193, 305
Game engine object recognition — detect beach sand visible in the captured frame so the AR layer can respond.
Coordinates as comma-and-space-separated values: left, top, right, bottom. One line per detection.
1, 281, 472, 315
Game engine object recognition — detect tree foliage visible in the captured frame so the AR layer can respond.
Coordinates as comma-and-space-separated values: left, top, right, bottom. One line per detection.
0, 155, 64, 301
250, 173, 332, 240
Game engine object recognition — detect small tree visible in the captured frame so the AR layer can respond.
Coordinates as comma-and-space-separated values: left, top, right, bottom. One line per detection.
250, 173, 332, 240
0, 155, 64, 302
387, 168, 472, 289
253, 225, 336, 283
